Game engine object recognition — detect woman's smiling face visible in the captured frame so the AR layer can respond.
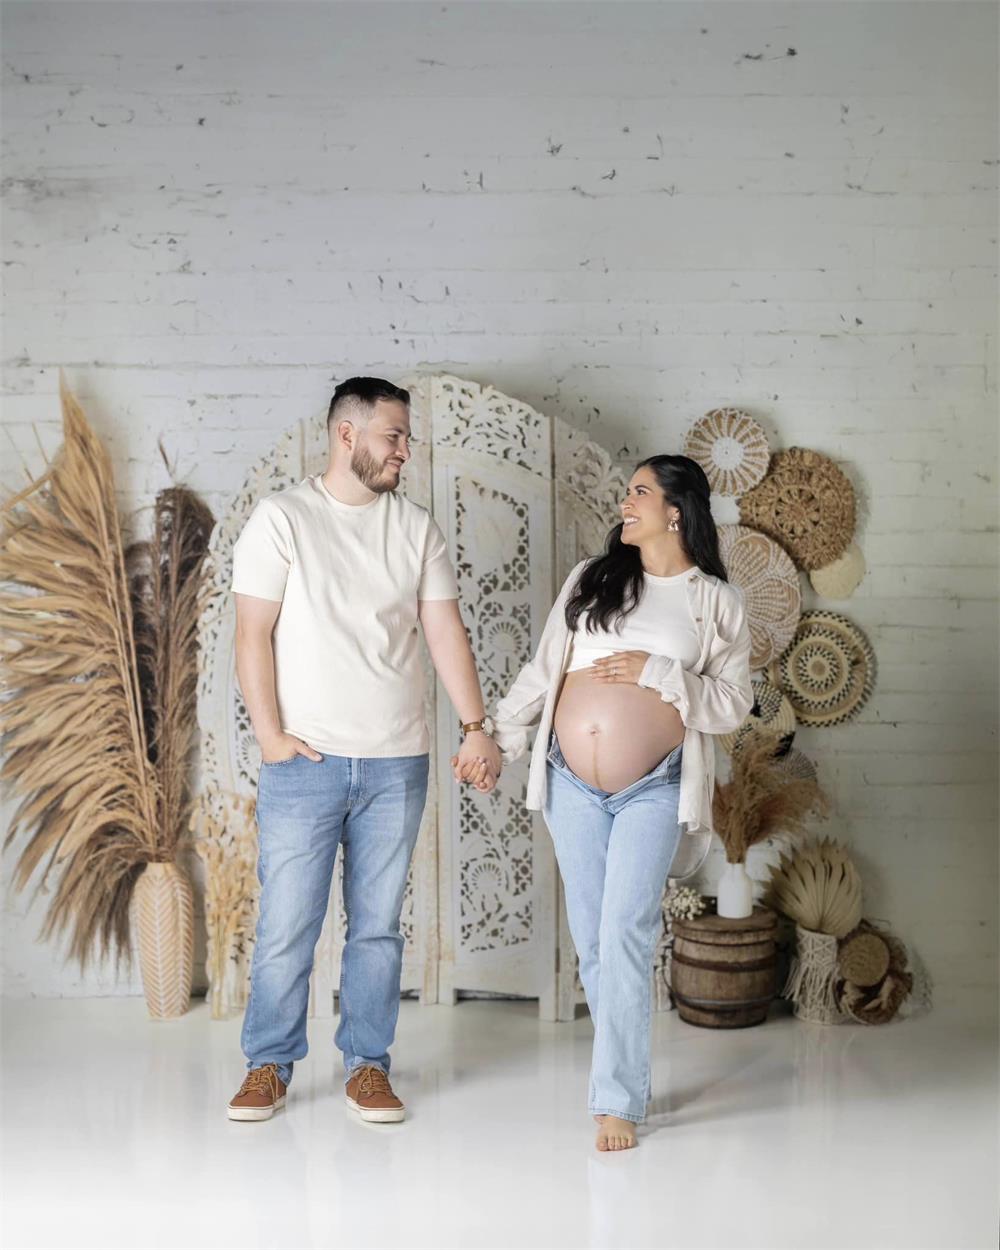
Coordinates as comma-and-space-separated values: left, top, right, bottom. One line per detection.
620, 466, 679, 545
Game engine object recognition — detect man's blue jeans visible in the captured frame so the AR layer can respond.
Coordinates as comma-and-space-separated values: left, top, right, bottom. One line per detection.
241, 752, 429, 1087
542, 732, 684, 1123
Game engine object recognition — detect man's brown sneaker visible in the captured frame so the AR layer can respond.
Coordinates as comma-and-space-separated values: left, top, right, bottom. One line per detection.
345, 1065, 405, 1123
227, 1064, 287, 1121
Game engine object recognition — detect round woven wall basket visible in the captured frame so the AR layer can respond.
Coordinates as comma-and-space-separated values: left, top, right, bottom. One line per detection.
739, 447, 855, 571
718, 524, 801, 670
768, 610, 876, 728
810, 540, 866, 599
719, 678, 797, 756
684, 408, 771, 497
773, 746, 818, 783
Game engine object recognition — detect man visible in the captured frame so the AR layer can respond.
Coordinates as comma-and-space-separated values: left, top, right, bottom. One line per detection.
227, 377, 501, 1124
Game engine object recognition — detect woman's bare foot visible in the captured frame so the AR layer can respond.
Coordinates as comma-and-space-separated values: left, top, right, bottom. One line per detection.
595, 1115, 637, 1151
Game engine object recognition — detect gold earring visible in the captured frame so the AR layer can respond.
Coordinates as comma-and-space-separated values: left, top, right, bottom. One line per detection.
668, 517, 680, 532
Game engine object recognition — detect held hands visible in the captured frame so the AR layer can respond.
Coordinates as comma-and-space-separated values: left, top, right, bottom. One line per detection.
259, 732, 323, 765
589, 650, 651, 685
450, 731, 502, 794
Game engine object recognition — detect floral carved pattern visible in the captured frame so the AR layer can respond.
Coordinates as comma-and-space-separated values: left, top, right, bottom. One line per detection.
432, 376, 549, 477
197, 424, 302, 819
454, 475, 535, 952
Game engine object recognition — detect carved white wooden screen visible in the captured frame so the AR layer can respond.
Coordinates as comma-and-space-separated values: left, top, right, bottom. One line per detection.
197, 374, 630, 1022
416, 376, 559, 1014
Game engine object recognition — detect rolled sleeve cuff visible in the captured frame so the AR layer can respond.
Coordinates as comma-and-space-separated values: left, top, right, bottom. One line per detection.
638, 654, 685, 712
492, 723, 530, 764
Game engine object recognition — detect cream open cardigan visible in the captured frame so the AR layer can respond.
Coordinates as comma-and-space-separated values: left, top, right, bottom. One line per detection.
492, 560, 754, 872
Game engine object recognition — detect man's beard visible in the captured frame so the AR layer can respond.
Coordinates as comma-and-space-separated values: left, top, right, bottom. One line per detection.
351, 442, 397, 494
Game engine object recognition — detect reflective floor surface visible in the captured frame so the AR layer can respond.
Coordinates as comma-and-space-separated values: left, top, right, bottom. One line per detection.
1, 992, 996, 1249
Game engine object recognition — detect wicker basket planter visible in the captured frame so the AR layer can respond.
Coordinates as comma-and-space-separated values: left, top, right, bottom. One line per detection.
784, 924, 843, 1025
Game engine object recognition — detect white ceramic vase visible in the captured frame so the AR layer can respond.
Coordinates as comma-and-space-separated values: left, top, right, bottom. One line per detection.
717, 860, 754, 919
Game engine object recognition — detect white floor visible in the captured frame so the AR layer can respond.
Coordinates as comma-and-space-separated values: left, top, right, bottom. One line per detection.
1, 993, 996, 1250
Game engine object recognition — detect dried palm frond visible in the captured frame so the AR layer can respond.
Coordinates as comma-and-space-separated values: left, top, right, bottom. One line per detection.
712, 733, 830, 863
0, 380, 159, 966
128, 484, 214, 860
764, 837, 863, 937
192, 788, 259, 1019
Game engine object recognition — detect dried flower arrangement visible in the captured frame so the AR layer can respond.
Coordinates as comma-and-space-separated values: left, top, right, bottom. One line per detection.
765, 838, 864, 1024
665, 885, 706, 922
128, 476, 215, 865
2, 383, 159, 966
712, 733, 830, 865
1, 382, 212, 1014
192, 787, 260, 1019
765, 837, 863, 937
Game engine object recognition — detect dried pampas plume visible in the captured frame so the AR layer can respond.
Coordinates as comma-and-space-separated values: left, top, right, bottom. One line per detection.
192, 788, 259, 1019
1, 384, 213, 972
765, 837, 863, 937
0, 381, 160, 967
128, 481, 214, 861
712, 733, 829, 864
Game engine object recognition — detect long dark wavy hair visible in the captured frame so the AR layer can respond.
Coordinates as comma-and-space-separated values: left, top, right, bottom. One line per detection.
565, 454, 728, 634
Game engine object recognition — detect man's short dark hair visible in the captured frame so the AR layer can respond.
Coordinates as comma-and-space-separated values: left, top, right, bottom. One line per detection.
327, 377, 410, 428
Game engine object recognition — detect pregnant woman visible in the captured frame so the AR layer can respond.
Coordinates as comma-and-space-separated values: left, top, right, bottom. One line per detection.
477, 454, 753, 1153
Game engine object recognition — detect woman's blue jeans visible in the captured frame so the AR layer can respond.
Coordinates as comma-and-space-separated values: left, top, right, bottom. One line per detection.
241, 751, 429, 1087
543, 732, 684, 1123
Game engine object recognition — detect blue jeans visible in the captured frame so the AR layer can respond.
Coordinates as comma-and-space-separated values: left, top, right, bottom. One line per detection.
241, 752, 429, 1086
543, 732, 684, 1123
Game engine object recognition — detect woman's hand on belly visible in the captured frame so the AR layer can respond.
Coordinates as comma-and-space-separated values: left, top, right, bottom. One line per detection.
553, 671, 685, 794
589, 650, 650, 685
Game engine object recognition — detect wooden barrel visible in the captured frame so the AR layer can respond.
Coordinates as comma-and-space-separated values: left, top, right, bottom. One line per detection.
670, 907, 778, 1028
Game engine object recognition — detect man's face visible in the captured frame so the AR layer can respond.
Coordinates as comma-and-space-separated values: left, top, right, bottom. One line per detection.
350, 399, 412, 493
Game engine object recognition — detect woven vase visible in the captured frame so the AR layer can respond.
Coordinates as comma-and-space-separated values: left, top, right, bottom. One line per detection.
132, 861, 194, 1019
783, 924, 843, 1025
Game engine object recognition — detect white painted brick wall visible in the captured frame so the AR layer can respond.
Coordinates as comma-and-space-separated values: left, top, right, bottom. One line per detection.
2, 1, 996, 998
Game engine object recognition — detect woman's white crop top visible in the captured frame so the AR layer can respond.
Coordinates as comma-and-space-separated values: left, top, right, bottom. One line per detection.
566, 569, 702, 674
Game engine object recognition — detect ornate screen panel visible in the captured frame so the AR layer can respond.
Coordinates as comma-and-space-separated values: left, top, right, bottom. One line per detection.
428, 378, 559, 1014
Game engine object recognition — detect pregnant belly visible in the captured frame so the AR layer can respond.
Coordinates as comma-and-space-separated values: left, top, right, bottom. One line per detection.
553, 668, 685, 794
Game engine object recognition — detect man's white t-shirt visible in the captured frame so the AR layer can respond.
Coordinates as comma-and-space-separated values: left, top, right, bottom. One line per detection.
231, 474, 459, 757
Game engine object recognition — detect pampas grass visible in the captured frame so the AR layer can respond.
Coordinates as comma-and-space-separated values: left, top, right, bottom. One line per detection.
128, 482, 214, 861
1, 381, 160, 967
192, 788, 259, 1019
1, 381, 212, 969
712, 733, 829, 864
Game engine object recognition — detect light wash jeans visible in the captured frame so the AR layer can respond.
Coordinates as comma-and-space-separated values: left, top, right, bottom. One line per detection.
542, 732, 684, 1123
241, 751, 429, 1087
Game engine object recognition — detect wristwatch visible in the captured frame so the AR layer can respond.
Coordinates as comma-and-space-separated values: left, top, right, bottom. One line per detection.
460, 715, 495, 737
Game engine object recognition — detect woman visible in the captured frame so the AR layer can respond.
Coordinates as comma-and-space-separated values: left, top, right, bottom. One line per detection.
458, 454, 753, 1152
